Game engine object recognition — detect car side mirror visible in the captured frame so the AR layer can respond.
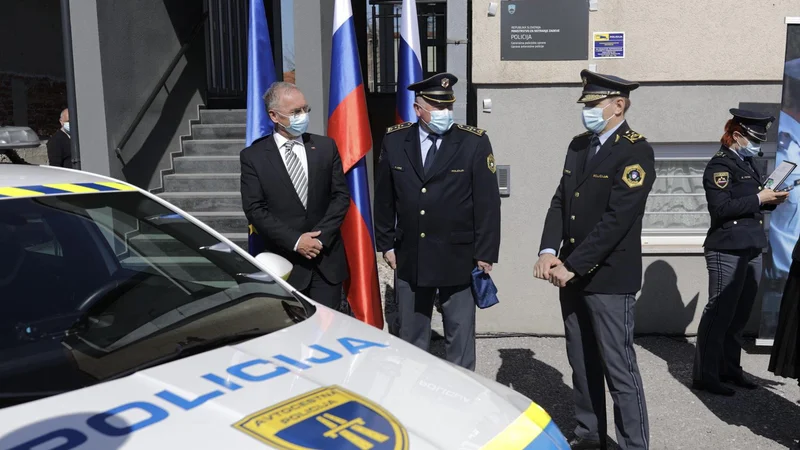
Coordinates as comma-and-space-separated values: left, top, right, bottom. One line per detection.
0, 126, 41, 150
254, 252, 293, 281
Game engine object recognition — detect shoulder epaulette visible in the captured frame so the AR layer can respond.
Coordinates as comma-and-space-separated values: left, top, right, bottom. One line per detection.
386, 122, 413, 134
622, 129, 646, 143
572, 131, 592, 140
713, 150, 728, 158
456, 123, 486, 137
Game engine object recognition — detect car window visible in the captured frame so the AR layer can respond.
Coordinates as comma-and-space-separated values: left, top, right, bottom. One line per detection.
0, 191, 310, 408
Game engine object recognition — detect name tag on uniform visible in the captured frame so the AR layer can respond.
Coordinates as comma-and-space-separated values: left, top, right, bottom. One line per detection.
563, 169, 572, 175
740, 175, 752, 180
450, 169, 465, 173
592, 174, 609, 179
393, 166, 404, 171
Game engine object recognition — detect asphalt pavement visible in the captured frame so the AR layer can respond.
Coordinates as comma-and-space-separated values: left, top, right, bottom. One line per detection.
430, 333, 800, 450
376, 260, 799, 449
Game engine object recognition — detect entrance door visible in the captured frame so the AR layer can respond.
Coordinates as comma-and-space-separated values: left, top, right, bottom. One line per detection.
204, 0, 283, 109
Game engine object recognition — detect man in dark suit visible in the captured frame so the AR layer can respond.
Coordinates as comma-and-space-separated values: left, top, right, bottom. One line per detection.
47, 108, 72, 168
533, 70, 654, 450
240, 82, 350, 308
375, 73, 501, 371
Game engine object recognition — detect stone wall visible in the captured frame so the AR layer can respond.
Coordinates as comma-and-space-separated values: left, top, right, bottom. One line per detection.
0, 143, 50, 165
0, 73, 67, 138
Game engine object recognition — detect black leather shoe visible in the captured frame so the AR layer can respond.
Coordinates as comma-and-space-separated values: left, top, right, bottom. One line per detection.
721, 374, 758, 389
568, 436, 605, 450
691, 380, 735, 396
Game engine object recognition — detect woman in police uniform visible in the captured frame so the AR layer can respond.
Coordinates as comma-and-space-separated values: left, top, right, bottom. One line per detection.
692, 109, 789, 396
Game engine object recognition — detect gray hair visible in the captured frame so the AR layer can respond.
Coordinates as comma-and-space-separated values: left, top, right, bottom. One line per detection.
263, 81, 299, 111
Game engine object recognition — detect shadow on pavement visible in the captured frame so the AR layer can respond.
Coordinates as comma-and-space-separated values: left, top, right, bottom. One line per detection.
637, 260, 800, 448
496, 348, 574, 430
495, 347, 621, 448
640, 336, 799, 449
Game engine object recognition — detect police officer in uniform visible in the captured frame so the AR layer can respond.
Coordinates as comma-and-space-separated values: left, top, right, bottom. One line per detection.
374, 73, 501, 371
534, 70, 654, 450
692, 109, 788, 396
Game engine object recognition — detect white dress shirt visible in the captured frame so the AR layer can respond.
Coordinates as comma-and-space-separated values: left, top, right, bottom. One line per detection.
274, 132, 308, 175
418, 126, 440, 164
272, 133, 319, 251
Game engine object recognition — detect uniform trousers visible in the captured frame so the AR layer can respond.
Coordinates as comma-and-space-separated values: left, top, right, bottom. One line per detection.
395, 276, 476, 371
560, 288, 649, 450
693, 249, 762, 383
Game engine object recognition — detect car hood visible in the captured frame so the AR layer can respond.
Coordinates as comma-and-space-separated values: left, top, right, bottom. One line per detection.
0, 308, 568, 449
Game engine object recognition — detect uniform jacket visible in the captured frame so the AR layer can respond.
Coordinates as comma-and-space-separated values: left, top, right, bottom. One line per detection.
374, 122, 501, 287
702, 146, 775, 251
539, 121, 655, 294
240, 132, 350, 290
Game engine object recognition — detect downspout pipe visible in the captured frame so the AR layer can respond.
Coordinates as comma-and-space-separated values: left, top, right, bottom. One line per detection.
60, 0, 81, 170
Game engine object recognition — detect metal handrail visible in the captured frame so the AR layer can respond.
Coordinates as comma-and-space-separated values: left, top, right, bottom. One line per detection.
114, 12, 208, 165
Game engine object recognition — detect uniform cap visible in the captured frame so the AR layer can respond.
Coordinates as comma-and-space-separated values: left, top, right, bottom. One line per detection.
729, 108, 775, 142
578, 69, 640, 103
407, 73, 457, 104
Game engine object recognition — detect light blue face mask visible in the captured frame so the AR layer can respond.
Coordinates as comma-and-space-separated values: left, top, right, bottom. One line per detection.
417, 104, 454, 135
277, 112, 309, 137
581, 103, 612, 134
63, 122, 70, 133
736, 135, 761, 157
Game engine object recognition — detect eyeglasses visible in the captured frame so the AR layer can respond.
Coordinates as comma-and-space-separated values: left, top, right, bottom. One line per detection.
275, 106, 311, 119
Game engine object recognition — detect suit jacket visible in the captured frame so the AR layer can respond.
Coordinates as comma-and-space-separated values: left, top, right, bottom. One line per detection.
539, 121, 656, 294
240, 132, 350, 290
702, 146, 774, 251
47, 129, 71, 168
374, 122, 501, 287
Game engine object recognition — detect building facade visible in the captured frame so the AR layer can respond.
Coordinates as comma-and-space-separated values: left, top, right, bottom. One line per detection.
10, 0, 797, 336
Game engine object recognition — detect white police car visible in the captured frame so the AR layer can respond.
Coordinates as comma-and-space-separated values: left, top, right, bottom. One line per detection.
0, 131, 569, 449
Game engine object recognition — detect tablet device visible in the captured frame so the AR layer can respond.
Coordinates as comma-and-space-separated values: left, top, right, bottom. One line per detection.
764, 161, 797, 190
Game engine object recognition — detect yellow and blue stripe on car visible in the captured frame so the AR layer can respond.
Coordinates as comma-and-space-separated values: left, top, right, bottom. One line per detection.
482, 402, 571, 450
0, 182, 136, 199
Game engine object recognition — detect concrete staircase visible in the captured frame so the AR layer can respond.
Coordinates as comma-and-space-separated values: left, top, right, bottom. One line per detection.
159, 109, 249, 250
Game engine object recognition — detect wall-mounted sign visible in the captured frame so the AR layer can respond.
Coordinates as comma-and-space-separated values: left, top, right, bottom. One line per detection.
501, 0, 589, 61
593, 32, 625, 59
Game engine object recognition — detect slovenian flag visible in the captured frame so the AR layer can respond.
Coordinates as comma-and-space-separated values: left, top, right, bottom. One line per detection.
396, 0, 423, 124
245, 0, 277, 256
328, 0, 384, 329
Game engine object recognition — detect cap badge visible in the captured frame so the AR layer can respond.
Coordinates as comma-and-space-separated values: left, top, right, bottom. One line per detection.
441, 78, 450, 88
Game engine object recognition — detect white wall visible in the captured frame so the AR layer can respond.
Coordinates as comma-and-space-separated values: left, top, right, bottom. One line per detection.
475, 83, 782, 335
472, 0, 798, 84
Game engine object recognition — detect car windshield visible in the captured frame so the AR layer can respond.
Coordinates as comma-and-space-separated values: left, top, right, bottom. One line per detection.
0, 191, 310, 408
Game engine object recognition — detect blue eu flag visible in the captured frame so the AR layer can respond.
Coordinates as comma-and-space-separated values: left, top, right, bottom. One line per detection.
245, 0, 277, 256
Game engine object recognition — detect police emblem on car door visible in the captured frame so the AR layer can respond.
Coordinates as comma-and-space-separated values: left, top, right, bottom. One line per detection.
233, 386, 409, 450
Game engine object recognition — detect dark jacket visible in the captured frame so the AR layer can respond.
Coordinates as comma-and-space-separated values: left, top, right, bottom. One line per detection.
47, 129, 72, 168
240, 132, 350, 290
539, 121, 656, 294
702, 146, 774, 251
375, 122, 501, 287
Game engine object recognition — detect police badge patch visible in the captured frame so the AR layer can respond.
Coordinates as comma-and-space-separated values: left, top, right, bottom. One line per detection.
622, 164, 645, 188
487, 154, 497, 173
233, 386, 409, 450
714, 172, 730, 189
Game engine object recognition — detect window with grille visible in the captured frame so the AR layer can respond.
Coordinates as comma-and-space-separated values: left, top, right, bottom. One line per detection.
643, 143, 776, 246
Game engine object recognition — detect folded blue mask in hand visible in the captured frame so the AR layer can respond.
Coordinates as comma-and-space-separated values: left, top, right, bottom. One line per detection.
471, 266, 499, 309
